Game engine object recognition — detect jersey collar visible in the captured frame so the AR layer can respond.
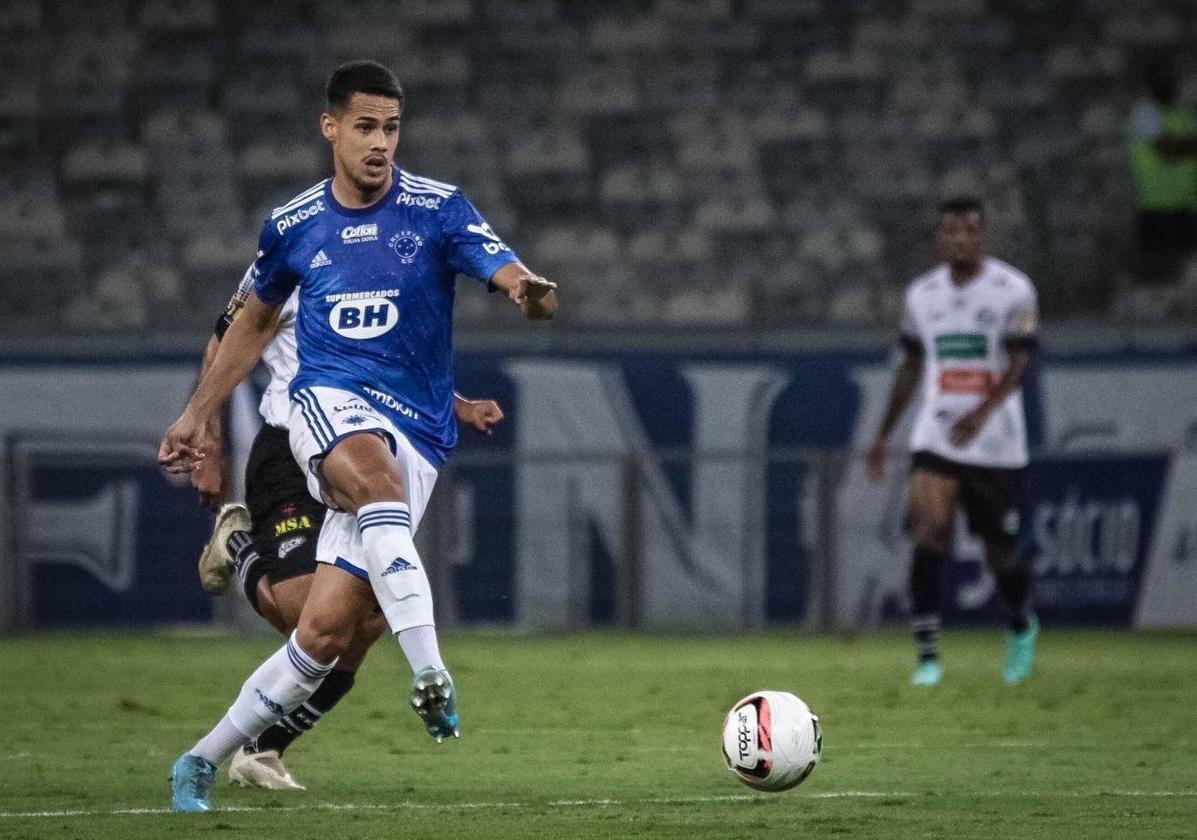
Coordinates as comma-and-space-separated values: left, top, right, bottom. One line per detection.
326, 166, 402, 217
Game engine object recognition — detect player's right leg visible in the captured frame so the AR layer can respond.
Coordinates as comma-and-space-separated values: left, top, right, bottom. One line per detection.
302, 395, 457, 741
315, 504, 458, 741
906, 453, 961, 687
170, 564, 374, 811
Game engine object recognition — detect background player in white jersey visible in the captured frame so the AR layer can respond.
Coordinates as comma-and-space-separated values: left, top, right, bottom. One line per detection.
159, 60, 557, 812
866, 196, 1039, 688
186, 267, 504, 791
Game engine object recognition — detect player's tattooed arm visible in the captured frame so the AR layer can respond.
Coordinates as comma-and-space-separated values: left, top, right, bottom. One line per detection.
948, 344, 1035, 448
867, 344, 924, 481
160, 292, 282, 473
489, 262, 557, 320
453, 392, 504, 434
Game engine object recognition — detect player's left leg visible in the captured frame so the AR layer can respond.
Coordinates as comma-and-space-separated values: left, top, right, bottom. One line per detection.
231, 573, 386, 790
983, 535, 1038, 684
963, 466, 1038, 684
199, 490, 356, 789
170, 625, 340, 811
171, 564, 376, 811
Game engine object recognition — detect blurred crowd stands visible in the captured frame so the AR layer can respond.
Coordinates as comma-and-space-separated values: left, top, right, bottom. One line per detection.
2, 0, 1196, 337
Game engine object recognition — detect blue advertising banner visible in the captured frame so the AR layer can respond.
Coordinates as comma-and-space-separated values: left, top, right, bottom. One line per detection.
1023, 455, 1168, 626
2, 349, 1196, 630
13, 435, 213, 628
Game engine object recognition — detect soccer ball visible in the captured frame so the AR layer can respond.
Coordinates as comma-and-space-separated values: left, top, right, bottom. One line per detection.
721, 691, 822, 792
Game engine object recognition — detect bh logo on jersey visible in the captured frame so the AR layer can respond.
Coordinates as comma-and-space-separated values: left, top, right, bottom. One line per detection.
390, 230, 424, 264
329, 296, 399, 339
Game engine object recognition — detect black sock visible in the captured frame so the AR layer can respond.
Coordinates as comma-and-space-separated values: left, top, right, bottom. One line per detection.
226, 531, 262, 604
249, 668, 356, 756
910, 548, 945, 662
994, 564, 1032, 633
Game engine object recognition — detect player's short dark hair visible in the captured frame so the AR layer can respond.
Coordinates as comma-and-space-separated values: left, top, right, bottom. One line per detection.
326, 61, 404, 114
938, 195, 985, 222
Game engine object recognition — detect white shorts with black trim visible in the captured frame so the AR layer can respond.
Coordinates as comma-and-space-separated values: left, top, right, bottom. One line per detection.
287, 385, 439, 582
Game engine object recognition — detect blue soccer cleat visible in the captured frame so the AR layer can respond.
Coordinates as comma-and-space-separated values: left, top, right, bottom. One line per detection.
410, 667, 459, 742
1003, 615, 1039, 685
170, 752, 216, 812
911, 659, 944, 687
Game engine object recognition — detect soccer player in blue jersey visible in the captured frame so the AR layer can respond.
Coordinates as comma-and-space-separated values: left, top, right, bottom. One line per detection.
159, 60, 557, 812
186, 264, 507, 791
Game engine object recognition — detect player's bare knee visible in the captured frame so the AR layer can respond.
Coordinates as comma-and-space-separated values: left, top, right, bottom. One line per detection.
295, 615, 353, 664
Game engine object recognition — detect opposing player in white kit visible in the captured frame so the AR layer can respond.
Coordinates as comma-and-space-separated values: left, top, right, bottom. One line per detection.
159, 60, 557, 812
867, 196, 1039, 687
187, 265, 504, 791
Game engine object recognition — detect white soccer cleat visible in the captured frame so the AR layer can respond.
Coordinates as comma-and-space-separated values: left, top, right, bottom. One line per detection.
228, 747, 306, 791
198, 503, 252, 594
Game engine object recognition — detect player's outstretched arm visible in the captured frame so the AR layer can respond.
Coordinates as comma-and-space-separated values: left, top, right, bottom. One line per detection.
159, 291, 281, 472
867, 347, 923, 481
489, 262, 557, 320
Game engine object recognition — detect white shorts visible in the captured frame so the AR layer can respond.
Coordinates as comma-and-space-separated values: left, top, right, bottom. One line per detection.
287, 385, 439, 582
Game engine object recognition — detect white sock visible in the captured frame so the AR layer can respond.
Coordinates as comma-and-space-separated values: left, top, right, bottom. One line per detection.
189, 631, 336, 765
357, 502, 436, 634
397, 624, 446, 674
187, 714, 246, 766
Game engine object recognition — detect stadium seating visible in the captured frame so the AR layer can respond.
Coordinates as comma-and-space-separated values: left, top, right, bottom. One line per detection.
2, 0, 1195, 334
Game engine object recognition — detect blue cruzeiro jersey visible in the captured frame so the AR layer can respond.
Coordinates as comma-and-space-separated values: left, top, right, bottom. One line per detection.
252, 165, 519, 466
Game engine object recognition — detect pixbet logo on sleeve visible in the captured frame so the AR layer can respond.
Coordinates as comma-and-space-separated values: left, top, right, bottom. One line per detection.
275, 199, 325, 234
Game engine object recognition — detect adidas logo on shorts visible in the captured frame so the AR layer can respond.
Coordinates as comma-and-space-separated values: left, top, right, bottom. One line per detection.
381, 557, 417, 576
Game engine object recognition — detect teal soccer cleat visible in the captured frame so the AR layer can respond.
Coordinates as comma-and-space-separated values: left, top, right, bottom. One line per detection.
911, 659, 944, 687
410, 667, 459, 743
170, 752, 216, 812
1003, 615, 1039, 685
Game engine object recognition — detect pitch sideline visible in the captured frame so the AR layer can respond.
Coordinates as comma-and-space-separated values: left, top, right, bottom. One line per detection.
3, 790, 1197, 819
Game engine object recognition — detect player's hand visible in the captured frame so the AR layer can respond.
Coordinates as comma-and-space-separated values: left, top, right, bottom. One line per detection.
455, 398, 504, 434
191, 439, 225, 510
506, 274, 556, 305
949, 406, 989, 447
866, 436, 888, 482
158, 409, 208, 474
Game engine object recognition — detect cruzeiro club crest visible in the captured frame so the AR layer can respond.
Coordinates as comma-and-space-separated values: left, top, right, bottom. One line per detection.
389, 230, 424, 264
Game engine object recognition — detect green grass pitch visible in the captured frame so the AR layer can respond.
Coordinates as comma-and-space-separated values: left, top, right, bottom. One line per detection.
1, 629, 1194, 839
